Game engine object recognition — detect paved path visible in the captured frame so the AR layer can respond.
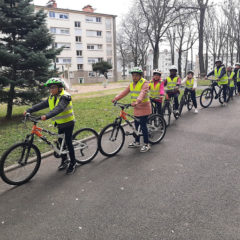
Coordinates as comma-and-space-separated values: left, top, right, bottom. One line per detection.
1, 97, 240, 240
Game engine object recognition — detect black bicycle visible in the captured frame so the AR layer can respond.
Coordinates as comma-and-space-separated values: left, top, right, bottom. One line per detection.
179, 88, 194, 116
200, 80, 230, 108
162, 92, 180, 126
0, 114, 99, 185
98, 102, 167, 157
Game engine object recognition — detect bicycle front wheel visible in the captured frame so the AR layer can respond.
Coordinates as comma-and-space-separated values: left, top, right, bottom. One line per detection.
179, 95, 185, 116
163, 103, 171, 126
98, 123, 125, 157
147, 114, 166, 144
219, 86, 230, 104
72, 128, 99, 164
0, 142, 41, 186
200, 88, 213, 108
187, 94, 193, 111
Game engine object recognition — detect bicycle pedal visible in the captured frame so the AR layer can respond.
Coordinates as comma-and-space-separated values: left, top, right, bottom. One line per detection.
125, 131, 131, 136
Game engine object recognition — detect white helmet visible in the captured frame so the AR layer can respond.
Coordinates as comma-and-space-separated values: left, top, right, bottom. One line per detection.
153, 69, 162, 75
169, 65, 178, 71
235, 62, 240, 66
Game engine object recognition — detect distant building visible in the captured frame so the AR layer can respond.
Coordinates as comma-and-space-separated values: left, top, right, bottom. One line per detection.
34, 2, 117, 84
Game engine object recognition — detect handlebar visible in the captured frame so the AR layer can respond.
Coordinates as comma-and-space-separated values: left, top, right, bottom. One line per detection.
24, 113, 41, 123
113, 101, 132, 109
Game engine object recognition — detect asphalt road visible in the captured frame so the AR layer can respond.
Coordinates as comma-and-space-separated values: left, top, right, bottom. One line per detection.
1, 97, 240, 240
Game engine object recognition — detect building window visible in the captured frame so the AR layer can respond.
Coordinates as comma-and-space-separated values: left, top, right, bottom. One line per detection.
78, 77, 84, 84
59, 13, 69, 19
75, 36, 82, 42
60, 28, 70, 34
75, 21, 81, 28
106, 19, 111, 30
87, 45, 94, 50
50, 27, 70, 35
97, 44, 103, 49
86, 30, 102, 37
106, 31, 112, 42
76, 50, 82, 56
96, 17, 101, 22
50, 27, 56, 34
88, 71, 96, 77
107, 58, 112, 64
77, 64, 83, 70
86, 16, 102, 23
49, 11, 55, 18
97, 31, 102, 36
55, 42, 71, 49
56, 58, 71, 64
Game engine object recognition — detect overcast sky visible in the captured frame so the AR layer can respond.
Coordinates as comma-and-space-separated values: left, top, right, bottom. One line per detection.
33, 0, 133, 23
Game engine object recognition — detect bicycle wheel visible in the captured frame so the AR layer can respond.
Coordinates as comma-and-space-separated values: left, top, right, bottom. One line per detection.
98, 123, 125, 157
163, 103, 171, 126
0, 142, 41, 186
200, 88, 213, 108
219, 86, 230, 104
178, 95, 185, 116
147, 114, 166, 144
187, 94, 193, 111
72, 128, 99, 164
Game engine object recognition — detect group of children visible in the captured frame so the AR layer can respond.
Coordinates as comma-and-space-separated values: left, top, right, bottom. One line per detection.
24, 60, 239, 175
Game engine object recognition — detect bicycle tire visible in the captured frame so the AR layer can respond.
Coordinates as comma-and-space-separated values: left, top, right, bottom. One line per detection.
98, 123, 125, 157
187, 93, 193, 111
163, 103, 171, 126
0, 142, 41, 186
200, 88, 213, 108
219, 86, 230, 104
72, 128, 99, 164
147, 114, 166, 144
178, 95, 185, 116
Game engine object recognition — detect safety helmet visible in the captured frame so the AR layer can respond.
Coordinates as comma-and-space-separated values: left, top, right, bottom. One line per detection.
44, 78, 65, 88
187, 70, 194, 75
169, 65, 178, 71
215, 59, 222, 64
227, 66, 233, 71
130, 67, 143, 74
153, 69, 162, 75
235, 62, 240, 66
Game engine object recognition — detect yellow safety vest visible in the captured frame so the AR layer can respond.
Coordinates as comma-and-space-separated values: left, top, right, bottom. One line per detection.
149, 80, 161, 99
228, 71, 235, 87
130, 78, 149, 103
214, 67, 228, 85
48, 90, 75, 125
186, 78, 195, 89
166, 76, 178, 90
237, 69, 240, 82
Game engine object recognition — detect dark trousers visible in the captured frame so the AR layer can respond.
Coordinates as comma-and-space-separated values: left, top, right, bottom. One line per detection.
152, 100, 162, 115
213, 82, 228, 102
58, 124, 76, 165
230, 87, 234, 98
237, 82, 240, 93
167, 92, 179, 110
185, 89, 197, 108
134, 115, 149, 144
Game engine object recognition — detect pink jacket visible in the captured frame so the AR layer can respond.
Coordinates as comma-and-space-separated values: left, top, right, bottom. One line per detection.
114, 81, 152, 117
150, 79, 165, 102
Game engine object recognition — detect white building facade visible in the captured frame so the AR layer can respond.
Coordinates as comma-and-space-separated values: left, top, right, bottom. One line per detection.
35, 4, 117, 84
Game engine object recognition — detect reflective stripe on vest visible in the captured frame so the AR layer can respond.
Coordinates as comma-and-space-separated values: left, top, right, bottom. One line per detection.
214, 67, 228, 85
186, 78, 194, 89
149, 80, 161, 99
166, 76, 178, 90
48, 90, 75, 125
130, 78, 149, 103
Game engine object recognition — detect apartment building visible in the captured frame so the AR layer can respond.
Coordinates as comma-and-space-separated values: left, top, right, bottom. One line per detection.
35, 3, 117, 84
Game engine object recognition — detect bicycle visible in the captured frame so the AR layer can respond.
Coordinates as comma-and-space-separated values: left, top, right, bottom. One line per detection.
98, 102, 167, 157
150, 97, 163, 115
0, 113, 99, 185
200, 79, 230, 108
162, 91, 180, 127
179, 88, 194, 116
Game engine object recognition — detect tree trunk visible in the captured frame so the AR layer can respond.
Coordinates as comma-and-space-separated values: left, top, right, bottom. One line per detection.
205, 42, 209, 74
6, 83, 15, 119
153, 43, 159, 69
198, 7, 206, 76
178, 49, 182, 78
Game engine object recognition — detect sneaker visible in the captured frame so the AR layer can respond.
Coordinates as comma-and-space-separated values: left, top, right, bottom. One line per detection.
66, 163, 76, 175
128, 142, 140, 148
140, 144, 151, 153
194, 108, 198, 114
223, 102, 227, 106
58, 160, 69, 171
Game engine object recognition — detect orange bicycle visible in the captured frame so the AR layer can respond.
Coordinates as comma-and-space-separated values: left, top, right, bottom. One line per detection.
98, 102, 166, 157
0, 113, 99, 185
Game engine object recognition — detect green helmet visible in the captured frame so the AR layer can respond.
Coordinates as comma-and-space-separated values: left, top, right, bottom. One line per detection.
44, 78, 65, 88
130, 67, 143, 74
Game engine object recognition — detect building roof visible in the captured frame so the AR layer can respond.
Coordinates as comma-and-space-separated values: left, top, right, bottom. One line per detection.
34, 5, 117, 18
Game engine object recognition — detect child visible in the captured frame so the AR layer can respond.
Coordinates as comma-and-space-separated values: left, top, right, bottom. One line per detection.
181, 70, 198, 113
112, 67, 151, 153
149, 69, 165, 115
24, 78, 76, 174
226, 66, 235, 100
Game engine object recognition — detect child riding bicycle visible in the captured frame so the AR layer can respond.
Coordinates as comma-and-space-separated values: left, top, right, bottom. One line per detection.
226, 66, 235, 100
181, 70, 198, 113
149, 69, 165, 115
24, 78, 76, 174
112, 67, 151, 153
164, 65, 181, 114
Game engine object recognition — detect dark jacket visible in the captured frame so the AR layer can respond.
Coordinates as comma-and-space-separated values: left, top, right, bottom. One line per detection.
207, 64, 226, 79
27, 94, 74, 128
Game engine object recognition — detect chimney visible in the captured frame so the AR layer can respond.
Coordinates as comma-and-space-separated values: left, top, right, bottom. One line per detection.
82, 5, 94, 13
46, 0, 57, 8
